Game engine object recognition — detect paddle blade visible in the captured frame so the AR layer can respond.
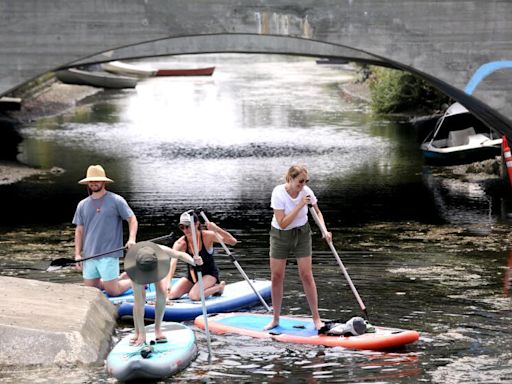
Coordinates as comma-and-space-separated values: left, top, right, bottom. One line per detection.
46, 257, 75, 272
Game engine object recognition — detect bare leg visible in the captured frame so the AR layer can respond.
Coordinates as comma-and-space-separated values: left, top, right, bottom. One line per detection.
131, 283, 146, 346
168, 277, 193, 299
84, 278, 103, 290
297, 256, 323, 329
264, 258, 287, 330
103, 277, 132, 297
154, 278, 168, 341
188, 275, 221, 301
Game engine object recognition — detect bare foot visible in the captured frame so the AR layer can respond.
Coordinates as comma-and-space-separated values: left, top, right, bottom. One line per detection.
154, 330, 166, 341
213, 281, 226, 296
130, 335, 146, 347
313, 318, 324, 330
263, 319, 279, 330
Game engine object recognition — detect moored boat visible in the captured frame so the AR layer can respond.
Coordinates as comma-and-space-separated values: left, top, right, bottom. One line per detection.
420, 102, 502, 165
155, 66, 215, 76
55, 68, 138, 89
101, 60, 157, 78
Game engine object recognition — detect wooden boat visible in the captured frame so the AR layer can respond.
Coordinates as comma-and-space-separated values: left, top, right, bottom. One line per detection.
101, 60, 157, 78
420, 102, 502, 165
155, 66, 215, 77
315, 58, 349, 65
55, 68, 138, 89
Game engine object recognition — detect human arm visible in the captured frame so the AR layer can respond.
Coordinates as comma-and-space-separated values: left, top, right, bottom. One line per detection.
125, 215, 138, 249
273, 194, 312, 229
206, 222, 238, 246
74, 224, 84, 269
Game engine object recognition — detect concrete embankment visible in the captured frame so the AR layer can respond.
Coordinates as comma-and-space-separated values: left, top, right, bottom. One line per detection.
0, 276, 117, 367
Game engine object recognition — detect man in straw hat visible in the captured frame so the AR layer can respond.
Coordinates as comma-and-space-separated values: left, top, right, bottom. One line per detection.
125, 241, 194, 346
73, 164, 138, 296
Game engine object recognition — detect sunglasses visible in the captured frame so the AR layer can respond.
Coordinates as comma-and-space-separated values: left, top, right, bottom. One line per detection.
298, 178, 310, 184
179, 224, 190, 231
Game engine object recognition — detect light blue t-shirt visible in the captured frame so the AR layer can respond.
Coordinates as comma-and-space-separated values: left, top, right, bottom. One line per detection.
72, 191, 134, 260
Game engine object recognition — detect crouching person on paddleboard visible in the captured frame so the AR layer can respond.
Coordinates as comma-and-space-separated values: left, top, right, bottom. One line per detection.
168, 210, 237, 301
266, 165, 332, 331
125, 241, 192, 346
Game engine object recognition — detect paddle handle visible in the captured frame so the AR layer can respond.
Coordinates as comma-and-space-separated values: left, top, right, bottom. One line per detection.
199, 211, 272, 312
308, 206, 368, 318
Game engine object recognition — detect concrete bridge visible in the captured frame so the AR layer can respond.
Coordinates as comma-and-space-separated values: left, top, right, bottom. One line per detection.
1, 1, 512, 136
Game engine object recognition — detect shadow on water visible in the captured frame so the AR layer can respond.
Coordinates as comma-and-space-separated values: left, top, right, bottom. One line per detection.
0, 115, 22, 161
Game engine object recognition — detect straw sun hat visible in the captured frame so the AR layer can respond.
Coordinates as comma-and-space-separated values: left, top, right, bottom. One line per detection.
125, 241, 170, 285
78, 164, 114, 184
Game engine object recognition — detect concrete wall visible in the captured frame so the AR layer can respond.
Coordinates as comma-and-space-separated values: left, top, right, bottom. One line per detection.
1, 0, 511, 133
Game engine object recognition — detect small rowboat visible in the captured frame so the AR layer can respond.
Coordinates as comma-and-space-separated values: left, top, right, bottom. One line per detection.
101, 60, 157, 78
55, 68, 137, 89
155, 66, 215, 77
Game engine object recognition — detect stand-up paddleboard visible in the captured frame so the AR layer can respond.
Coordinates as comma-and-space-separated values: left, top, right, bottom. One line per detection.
195, 313, 420, 351
106, 322, 197, 382
117, 279, 272, 322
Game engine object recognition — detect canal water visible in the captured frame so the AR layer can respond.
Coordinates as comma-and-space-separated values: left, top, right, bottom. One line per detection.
1, 54, 511, 383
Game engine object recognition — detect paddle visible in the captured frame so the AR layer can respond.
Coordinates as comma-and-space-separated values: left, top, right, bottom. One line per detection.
47, 232, 174, 272
189, 212, 213, 363
308, 205, 369, 321
197, 208, 272, 312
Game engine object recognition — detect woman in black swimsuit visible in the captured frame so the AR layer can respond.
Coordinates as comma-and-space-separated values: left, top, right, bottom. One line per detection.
167, 211, 238, 301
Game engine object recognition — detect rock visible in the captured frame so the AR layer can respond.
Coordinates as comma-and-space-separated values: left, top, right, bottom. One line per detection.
0, 276, 117, 367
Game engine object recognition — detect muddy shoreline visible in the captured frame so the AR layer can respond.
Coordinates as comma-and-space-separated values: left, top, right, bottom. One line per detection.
0, 80, 100, 184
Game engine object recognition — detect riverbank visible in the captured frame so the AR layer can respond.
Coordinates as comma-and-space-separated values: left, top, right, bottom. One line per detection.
0, 80, 100, 185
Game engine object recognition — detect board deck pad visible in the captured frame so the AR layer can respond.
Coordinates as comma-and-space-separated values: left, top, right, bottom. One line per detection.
195, 312, 420, 351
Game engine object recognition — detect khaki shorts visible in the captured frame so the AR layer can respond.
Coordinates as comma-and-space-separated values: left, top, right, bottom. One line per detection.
269, 222, 312, 259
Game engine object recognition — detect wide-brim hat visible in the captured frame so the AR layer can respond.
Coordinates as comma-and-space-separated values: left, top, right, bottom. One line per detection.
124, 241, 170, 285
78, 164, 114, 184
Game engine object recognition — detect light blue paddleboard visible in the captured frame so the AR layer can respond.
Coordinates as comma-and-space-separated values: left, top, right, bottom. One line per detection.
106, 322, 197, 381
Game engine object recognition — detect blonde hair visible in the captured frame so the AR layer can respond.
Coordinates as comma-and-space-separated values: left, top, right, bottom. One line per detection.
285, 165, 308, 182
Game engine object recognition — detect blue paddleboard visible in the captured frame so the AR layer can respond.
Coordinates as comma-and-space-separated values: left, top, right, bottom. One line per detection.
117, 279, 272, 322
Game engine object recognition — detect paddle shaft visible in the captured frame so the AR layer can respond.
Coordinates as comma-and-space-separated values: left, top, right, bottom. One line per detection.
308, 205, 369, 320
50, 233, 174, 267
189, 214, 213, 363
199, 211, 272, 312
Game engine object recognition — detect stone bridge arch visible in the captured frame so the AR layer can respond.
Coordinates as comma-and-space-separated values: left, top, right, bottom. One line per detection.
69, 33, 512, 138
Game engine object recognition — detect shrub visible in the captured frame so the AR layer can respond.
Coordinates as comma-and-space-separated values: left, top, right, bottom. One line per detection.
368, 66, 450, 114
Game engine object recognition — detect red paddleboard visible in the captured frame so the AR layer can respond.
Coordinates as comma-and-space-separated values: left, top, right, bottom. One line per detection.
195, 312, 419, 351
